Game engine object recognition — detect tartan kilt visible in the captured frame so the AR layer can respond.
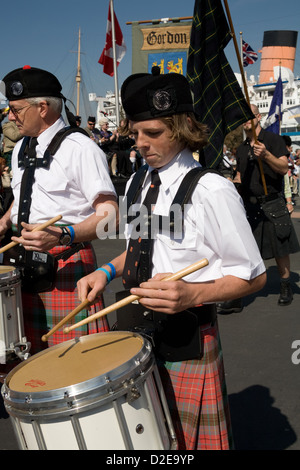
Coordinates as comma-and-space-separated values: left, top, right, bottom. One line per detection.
157, 321, 233, 450
22, 243, 109, 355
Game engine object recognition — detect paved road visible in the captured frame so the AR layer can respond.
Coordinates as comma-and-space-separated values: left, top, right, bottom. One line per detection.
1, 199, 299, 450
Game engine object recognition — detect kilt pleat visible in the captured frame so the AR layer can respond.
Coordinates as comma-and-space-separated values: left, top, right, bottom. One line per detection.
157, 321, 233, 450
22, 243, 109, 355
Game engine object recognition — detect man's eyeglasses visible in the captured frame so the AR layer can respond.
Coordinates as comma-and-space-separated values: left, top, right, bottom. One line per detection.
9, 104, 32, 117
88, 122, 95, 126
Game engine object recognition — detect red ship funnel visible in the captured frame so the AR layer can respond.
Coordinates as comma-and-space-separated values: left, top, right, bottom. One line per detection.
259, 30, 298, 83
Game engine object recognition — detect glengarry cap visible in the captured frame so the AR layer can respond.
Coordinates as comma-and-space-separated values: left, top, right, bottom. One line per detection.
121, 66, 194, 121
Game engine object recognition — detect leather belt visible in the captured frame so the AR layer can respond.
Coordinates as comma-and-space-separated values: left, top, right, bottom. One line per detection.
186, 304, 217, 326
256, 193, 279, 204
55, 242, 87, 261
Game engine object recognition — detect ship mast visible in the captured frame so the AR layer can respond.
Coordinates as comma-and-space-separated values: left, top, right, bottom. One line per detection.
75, 27, 81, 115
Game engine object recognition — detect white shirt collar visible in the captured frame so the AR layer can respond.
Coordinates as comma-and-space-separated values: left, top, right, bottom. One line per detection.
148, 148, 200, 192
35, 117, 66, 157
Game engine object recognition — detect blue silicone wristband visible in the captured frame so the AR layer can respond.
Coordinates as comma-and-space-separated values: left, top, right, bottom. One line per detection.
106, 262, 116, 280
66, 225, 75, 243
96, 267, 111, 284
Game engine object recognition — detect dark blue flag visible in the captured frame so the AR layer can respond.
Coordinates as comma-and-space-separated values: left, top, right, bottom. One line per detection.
187, 0, 254, 167
264, 74, 283, 135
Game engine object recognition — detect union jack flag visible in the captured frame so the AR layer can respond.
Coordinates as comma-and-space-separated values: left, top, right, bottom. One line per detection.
242, 40, 258, 67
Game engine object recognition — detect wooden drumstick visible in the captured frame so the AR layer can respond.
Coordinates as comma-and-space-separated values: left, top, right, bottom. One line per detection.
63, 258, 209, 334
0, 215, 63, 254
41, 299, 90, 342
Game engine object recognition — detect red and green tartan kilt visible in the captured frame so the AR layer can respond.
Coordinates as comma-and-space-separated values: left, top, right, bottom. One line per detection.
157, 321, 233, 450
22, 243, 109, 355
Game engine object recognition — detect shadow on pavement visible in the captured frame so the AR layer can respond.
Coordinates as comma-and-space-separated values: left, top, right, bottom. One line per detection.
229, 385, 297, 450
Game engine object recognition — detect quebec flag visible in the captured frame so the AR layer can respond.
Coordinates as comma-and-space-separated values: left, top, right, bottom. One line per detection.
264, 74, 283, 134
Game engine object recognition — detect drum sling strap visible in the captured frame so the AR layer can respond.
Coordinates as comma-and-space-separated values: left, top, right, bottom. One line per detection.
116, 164, 219, 362
8, 126, 89, 293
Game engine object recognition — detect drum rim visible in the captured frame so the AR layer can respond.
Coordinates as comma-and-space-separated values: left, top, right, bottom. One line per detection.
0, 266, 20, 291
2, 331, 154, 417
0, 266, 19, 278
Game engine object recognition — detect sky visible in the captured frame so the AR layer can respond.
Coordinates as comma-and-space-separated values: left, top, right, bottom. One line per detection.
1, 0, 300, 124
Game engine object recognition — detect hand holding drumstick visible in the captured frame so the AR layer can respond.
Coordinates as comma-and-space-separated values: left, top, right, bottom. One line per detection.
8, 215, 65, 253
64, 258, 209, 334
0, 215, 63, 254
41, 258, 209, 341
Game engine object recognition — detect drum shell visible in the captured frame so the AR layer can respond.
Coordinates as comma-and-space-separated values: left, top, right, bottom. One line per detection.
2, 332, 177, 450
0, 266, 29, 363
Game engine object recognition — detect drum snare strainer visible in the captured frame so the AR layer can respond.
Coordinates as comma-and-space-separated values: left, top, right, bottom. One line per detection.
2, 331, 177, 450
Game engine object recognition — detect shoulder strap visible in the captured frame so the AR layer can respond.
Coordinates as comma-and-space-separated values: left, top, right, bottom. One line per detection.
42, 126, 89, 167
17, 136, 30, 167
125, 165, 219, 209
163, 167, 221, 232
124, 164, 149, 224
125, 164, 149, 205
171, 167, 220, 207
18, 126, 90, 169
46, 126, 89, 157
124, 165, 221, 231
16, 127, 90, 234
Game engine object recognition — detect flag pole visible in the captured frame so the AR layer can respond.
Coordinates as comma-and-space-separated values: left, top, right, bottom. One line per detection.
223, 0, 267, 195
240, 31, 243, 65
110, 0, 120, 126
279, 62, 282, 135
76, 27, 81, 116
239, 31, 247, 96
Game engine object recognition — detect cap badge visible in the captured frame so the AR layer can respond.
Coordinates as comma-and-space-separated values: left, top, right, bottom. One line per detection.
11, 81, 23, 96
152, 90, 172, 111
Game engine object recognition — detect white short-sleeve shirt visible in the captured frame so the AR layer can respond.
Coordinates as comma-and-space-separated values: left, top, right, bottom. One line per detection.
124, 149, 265, 284
10, 117, 116, 225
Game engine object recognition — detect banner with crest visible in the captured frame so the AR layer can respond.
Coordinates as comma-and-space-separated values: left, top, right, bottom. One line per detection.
131, 20, 192, 75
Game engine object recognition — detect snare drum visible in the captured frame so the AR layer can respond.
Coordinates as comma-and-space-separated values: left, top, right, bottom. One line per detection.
0, 266, 30, 364
2, 331, 177, 450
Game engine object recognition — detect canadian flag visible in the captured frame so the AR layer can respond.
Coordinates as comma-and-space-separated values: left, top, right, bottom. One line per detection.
98, 3, 126, 77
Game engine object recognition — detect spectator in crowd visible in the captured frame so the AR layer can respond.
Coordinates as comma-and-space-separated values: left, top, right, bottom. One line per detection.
1, 120, 22, 170
84, 116, 101, 145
